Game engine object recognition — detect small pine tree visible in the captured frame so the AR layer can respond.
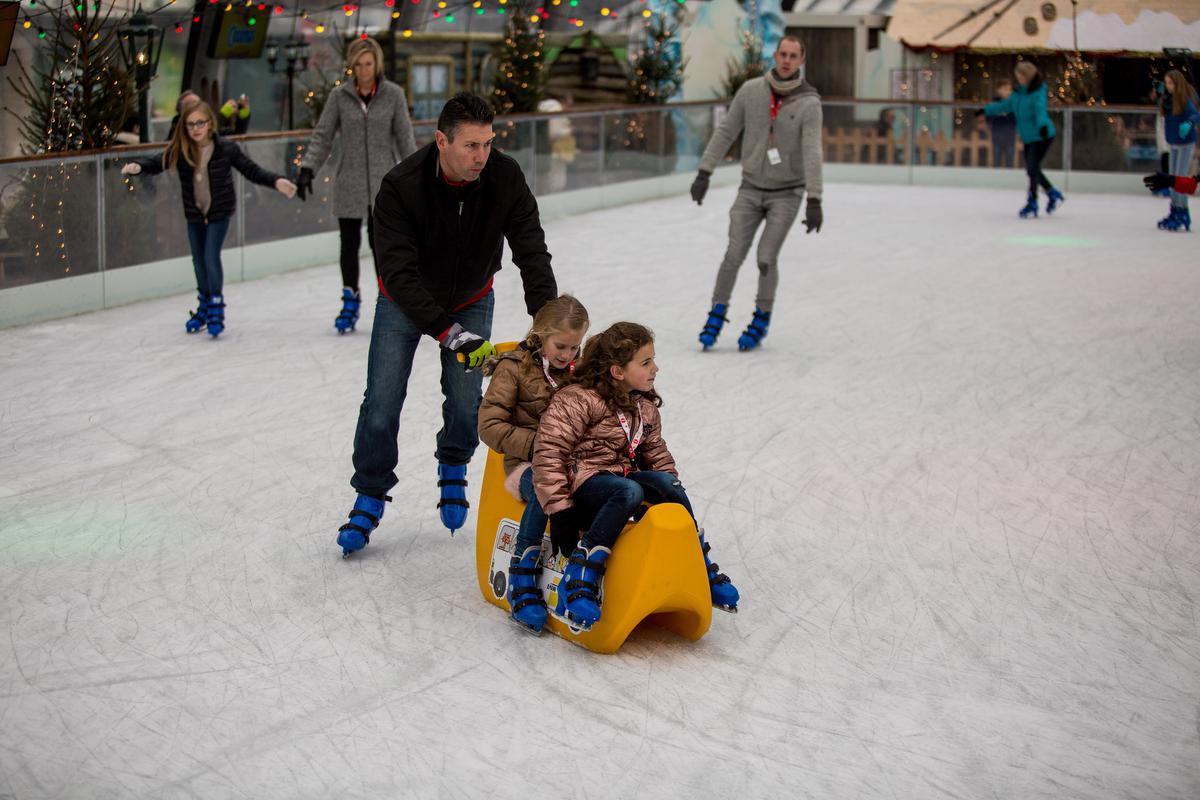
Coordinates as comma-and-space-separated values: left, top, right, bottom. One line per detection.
491, 2, 546, 114
720, 14, 766, 99
5, 2, 132, 153
627, 10, 685, 105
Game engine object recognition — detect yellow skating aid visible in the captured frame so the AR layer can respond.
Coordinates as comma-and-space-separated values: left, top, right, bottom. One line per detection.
475, 447, 713, 654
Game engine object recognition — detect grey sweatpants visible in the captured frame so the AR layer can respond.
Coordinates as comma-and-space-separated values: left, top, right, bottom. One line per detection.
711, 184, 804, 312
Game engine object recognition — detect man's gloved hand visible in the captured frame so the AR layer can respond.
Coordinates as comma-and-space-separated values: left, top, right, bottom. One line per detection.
1039, 125, 1049, 140
1143, 172, 1172, 192
296, 167, 314, 202
803, 197, 822, 233
442, 322, 495, 369
219, 99, 238, 120
549, 507, 582, 557
690, 170, 711, 205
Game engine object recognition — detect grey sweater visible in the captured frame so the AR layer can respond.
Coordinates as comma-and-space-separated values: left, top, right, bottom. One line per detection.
699, 76, 824, 199
301, 79, 418, 219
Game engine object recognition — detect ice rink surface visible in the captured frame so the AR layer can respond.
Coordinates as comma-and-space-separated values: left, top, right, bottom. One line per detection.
2, 183, 1199, 799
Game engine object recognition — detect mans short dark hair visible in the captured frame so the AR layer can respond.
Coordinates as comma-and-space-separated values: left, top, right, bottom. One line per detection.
438, 93, 495, 141
776, 35, 805, 57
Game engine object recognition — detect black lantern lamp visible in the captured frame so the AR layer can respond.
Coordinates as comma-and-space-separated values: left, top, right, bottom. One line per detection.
119, 6, 165, 143
267, 38, 310, 130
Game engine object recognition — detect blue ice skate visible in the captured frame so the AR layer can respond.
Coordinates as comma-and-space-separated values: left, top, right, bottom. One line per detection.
437, 463, 470, 535
185, 293, 209, 334
334, 288, 361, 334
206, 294, 226, 337
698, 302, 729, 350
737, 308, 771, 351
1019, 193, 1038, 219
1046, 188, 1064, 215
508, 546, 548, 634
337, 493, 389, 557
699, 530, 739, 613
555, 545, 610, 630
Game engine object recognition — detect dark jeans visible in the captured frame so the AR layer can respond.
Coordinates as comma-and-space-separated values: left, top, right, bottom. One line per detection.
349, 291, 494, 498
337, 210, 376, 291
991, 136, 1015, 168
515, 467, 548, 555
572, 470, 694, 550
1023, 137, 1055, 195
185, 218, 232, 296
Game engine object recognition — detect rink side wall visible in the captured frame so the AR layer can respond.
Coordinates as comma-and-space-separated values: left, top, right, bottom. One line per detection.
0, 164, 1143, 330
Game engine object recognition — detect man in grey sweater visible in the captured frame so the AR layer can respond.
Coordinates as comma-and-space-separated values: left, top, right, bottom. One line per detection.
691, 35, 824, 351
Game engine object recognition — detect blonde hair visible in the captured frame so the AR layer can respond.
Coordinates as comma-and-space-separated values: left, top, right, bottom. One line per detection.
525, 294, 589, 353
345, 38, 385, 81
164, 99, 216, 172
1014, 62, 1039, 85
1163, 69, 1199, 117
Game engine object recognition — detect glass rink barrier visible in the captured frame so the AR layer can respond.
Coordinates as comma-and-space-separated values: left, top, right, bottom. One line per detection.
0, 100, 1156, 324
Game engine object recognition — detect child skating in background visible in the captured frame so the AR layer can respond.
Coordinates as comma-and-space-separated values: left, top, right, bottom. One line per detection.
478, 295, 590, 634
1153, 70, 1200, 232
533, 322, 739, 631
121, 100, 297, 337
982, 61, 1063, 219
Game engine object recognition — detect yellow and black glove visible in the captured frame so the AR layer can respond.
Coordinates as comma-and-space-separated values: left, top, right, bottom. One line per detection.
442, 323, 495, 369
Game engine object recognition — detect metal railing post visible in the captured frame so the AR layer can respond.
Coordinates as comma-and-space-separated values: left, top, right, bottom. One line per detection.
908, 101, 918, 184
95, 153, 107, 306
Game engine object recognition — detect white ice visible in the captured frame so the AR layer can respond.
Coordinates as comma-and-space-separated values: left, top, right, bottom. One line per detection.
2, 183, 1199, 799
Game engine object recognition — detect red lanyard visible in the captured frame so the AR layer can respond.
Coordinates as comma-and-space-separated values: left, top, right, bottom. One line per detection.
540, 355, 573, 389
615, 410, 643, 476
769, 93, 785, 123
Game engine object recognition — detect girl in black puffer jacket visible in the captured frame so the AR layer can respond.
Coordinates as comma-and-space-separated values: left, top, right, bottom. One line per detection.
122, 101, 297, 337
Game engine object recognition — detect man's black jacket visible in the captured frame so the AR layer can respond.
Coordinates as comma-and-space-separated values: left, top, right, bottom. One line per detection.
372, 141, 557, 338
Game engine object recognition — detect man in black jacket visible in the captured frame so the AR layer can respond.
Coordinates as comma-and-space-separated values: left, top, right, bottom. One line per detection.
335, 92, 558, 554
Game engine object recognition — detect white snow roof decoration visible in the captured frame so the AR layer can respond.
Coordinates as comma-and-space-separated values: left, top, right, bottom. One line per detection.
887, 0, 1200, 53
795, 0, 896, 12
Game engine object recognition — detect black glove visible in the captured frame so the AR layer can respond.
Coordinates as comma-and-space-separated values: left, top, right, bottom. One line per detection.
296, 167, 314, 202
1143, 172, 1172, 192
690, 170, 711, 205
549, 508, 582, 558
1039, 125, 1049, 141
803, 197, 822, 233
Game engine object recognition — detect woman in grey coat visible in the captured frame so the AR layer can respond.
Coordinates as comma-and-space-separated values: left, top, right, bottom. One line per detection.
297, 38, 418, 333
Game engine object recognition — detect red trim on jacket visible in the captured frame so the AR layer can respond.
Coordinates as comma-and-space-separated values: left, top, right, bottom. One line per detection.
378, 274, 495, 340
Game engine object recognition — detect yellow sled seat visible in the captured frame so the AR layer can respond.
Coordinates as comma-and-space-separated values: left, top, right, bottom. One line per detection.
475, 447, 712, 654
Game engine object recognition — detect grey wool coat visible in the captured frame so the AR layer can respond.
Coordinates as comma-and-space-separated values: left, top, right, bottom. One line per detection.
301, 79, 418, 219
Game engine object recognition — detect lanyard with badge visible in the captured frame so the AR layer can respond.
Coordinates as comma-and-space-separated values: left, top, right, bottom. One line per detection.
767, 93, 785, 166
540, 355, 574, 389
615, 410, 643, 476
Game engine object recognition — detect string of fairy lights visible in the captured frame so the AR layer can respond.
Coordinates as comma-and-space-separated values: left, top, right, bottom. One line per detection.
14, 0, 684, 40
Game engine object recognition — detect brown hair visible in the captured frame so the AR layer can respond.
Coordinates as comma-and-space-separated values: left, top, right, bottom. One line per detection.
995, 78, 1012, 89
1163, 70, 1199, 116
345, 38, 385, 81
163, 99, 216, 171
776, 35, 805, 57
573, 321, 660, 415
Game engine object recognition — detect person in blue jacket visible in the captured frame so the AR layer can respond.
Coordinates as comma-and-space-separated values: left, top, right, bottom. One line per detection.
1154, 70, 1200, 232
983, 62, 1063, 218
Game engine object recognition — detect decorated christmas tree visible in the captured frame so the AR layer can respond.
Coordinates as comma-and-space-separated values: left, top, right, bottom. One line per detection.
721, 3, 766, 99
627, 9, 685, 105
490, 2, 546, 115
6, 1, 132, 153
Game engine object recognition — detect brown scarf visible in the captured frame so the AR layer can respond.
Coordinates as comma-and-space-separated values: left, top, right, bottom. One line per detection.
765, 68, 803, 96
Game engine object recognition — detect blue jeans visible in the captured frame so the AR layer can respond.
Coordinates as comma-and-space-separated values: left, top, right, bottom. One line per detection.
515, 467, 548, 555
1169, 143, 1195, 210
185, 218, 231, 296
572, 470, 694, 550
350, 292, 495, 498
